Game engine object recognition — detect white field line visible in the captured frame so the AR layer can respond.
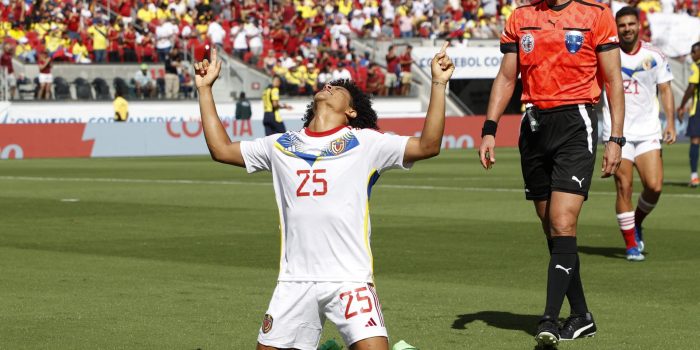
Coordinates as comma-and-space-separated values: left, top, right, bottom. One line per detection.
1, 175, 700, 199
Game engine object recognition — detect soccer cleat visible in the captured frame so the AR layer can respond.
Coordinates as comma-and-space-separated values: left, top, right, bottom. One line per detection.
560, 312, 597, 340
626, 247, 645, 261
535, 318, 560, 347
690, 177, 700, 188
634, 225, 645, 252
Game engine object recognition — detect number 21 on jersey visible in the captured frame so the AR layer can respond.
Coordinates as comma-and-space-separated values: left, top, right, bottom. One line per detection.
623, 79, 639, 95
296, 169, 327, 197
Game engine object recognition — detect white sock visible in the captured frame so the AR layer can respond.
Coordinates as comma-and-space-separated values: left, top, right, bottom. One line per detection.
616, 211, 635, 230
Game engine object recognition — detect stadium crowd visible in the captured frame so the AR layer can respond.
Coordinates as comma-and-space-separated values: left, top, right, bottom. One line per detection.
1, 0, 699, 99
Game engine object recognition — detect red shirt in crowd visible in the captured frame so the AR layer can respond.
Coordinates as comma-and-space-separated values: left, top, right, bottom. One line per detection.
108, 26, 120, 52
123, 28, 136, 49
386, 52, 399, 75
0, 51, 13, 74
38, 56, 52, 74
399, 52, 412, 72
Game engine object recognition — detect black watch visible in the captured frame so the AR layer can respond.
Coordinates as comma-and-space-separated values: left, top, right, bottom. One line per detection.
608, 136, 626, 147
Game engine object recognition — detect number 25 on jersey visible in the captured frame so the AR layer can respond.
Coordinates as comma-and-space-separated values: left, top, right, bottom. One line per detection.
296, 169, 327, 197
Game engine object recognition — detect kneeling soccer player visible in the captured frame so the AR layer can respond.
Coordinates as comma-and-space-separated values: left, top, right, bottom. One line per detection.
193, 44, 454, 350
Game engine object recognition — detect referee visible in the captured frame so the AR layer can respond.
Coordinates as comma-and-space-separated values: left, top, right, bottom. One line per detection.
478, 0, 625, 346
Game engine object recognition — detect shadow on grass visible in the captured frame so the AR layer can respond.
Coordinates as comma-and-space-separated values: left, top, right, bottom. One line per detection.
663, 180, 694, 188
578, 245, 628, 260
453, 312, 565, 350
452, 311, 540, 335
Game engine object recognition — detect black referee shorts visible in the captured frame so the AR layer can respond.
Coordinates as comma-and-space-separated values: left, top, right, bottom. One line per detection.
519, 104, 598, 201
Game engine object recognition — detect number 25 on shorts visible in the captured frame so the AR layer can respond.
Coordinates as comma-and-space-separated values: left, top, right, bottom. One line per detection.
296, 169, 327, 197
339, 287, 373, 320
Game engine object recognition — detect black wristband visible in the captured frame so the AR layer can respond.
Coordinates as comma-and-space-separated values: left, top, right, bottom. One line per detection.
481, 120, 498, 137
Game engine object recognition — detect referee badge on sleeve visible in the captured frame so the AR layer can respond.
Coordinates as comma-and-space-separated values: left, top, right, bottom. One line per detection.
521, 34, 535, 53
565, 31, 584, 54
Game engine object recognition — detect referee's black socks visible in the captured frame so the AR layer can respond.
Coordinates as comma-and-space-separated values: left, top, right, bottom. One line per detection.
546, 237, 589, 316
544, 236, 578, 320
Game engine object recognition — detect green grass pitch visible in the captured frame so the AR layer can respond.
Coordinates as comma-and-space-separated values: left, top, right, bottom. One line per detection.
1, 145, 698, 349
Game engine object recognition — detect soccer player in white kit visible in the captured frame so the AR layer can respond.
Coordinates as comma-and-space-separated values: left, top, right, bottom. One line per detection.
602, 7, 677, 261
193, 44, 454, 350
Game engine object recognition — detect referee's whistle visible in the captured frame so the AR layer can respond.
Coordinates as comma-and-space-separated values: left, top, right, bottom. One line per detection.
525, 104, 539, 133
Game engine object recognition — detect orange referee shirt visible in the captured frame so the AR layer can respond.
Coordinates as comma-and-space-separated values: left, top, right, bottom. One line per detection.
501, 0, 619, 109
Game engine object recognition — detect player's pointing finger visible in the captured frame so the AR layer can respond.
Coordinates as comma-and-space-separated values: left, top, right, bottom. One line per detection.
440, 40, 450, 54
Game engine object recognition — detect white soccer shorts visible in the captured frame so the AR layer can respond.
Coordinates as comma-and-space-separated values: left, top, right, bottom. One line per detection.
620, 139, 662, 162
257, 281, 387, 350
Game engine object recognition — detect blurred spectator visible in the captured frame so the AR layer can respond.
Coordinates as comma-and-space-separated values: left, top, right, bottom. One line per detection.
399, 12, 415, 38
15, 37, 36, 63
399, 45, 413, 96
235, 91, 252, 120
330, 16, 351, 50
156, 18, 178, 62
305, 63, 319, 93
88, 19, 109, 63
113, 89, 129, 122
332, 62, 352, 80
207, 19, 226, 50
134, 63, 156, 98
317, 65, 332, 86
123, 23, 137, 62
366, 62, 386, 96
385, 45, 400, 95
263, 50, 277, 75
285, 65, 302, 95
245, 18, 263, 59
231, 20, 248, 60
164, 47, 182, 99
72, 40, 91, 63
37, 51, 53, 100
1, 43, 17, 99
108, 20, 122, 63
181, 71, 194, 98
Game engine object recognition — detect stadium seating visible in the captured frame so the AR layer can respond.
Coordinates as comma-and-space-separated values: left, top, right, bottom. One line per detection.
74, 78, 93, 100
53, 77, 72, 100
93, 78, 111, 100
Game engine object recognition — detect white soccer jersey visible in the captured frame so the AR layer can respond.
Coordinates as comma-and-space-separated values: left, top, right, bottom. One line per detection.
602, 42, 674, 141
240, 126, 411, 283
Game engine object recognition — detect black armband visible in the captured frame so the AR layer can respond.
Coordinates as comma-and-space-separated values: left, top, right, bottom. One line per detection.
481, 120, 498, 137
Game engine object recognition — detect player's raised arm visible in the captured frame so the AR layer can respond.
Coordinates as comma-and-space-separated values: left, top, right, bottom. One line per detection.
403, 41, 454, 163
479, 52, 518, 170
195, 48, 246, 167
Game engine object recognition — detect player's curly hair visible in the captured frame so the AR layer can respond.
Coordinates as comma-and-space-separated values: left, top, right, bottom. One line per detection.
302, 79, 379, 130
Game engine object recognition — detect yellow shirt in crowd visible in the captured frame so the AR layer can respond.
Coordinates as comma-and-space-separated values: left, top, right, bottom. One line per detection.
88, 25, 109, 50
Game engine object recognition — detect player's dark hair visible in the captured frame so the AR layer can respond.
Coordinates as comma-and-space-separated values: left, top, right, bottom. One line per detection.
615, 6, 639, 20
302, 79, 379, 130
692, 41, 700, 53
